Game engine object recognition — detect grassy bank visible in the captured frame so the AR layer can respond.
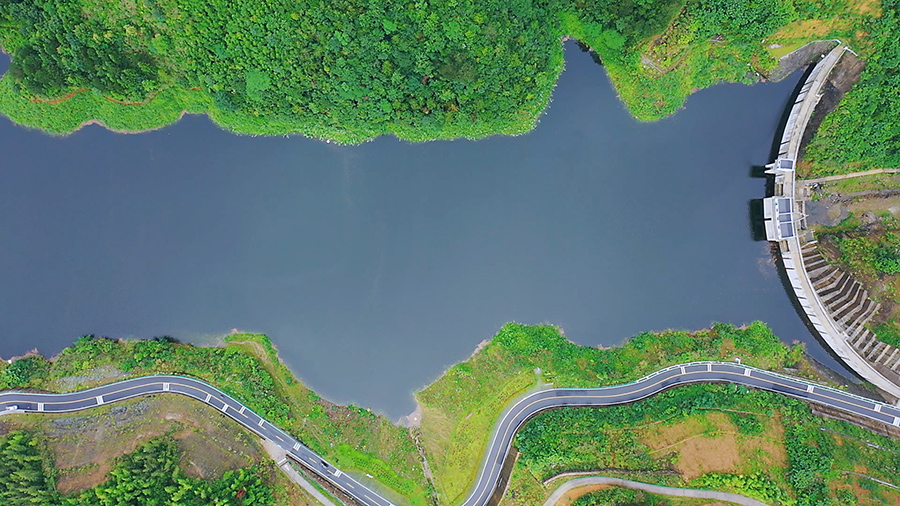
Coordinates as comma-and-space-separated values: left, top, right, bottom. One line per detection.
0, 334, 432, 506
0, 322, 872, 506
502, 383, 900, 506
415, 322, 805, 505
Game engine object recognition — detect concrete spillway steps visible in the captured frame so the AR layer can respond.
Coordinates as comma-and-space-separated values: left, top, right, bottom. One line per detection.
846, 299, 880, 335
805, 255, 831, 273
812, 268, 844, 292
821, 276, 858, 308
802, 247, 874, 325
766, 45, 900, 399
851, 331, 900, 374
799, 243, 896, 371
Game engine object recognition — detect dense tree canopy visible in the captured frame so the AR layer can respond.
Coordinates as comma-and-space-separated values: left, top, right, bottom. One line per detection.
0, 0, 809, 140
0, 432, 272, 506
804, 0, 900, 173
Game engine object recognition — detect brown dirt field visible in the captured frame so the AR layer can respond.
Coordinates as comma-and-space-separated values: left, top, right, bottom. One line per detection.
644, 416, 711, 450
642, 412, 786, 481
772, 19, 852, 40
644, 415, 739, 480
851, 0, 882, 16
672, 433, 740, 480
2, 395, 262, 493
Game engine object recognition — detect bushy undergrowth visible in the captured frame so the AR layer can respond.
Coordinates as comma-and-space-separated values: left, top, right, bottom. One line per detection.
804, 0, 900, 174
516, 384, 796, 504
0, 334, 431, 506
0, 0, 821, 139
846, 232, 900, 276
570, 487, 673, 505
0, 432, 272, 506
417, 322, 802, 503
513, 382, 900, 506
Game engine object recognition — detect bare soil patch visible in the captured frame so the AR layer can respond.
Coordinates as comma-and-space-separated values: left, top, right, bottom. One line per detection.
641, 412, 785, 481
1, 395, 263, 493
773, 19, 852, 40
851, 0, 882, 16
644, 415, 739, 480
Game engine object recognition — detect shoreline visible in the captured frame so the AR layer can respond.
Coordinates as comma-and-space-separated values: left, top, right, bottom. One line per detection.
0, 33, 801, 142
3, 321, 862, 421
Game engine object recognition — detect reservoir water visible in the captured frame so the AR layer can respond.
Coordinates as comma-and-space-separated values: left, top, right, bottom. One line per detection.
0, 44, 850, 417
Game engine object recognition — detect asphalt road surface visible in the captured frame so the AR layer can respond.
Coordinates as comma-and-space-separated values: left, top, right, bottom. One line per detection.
0, 375, 392, 506
2, 361, 898, 506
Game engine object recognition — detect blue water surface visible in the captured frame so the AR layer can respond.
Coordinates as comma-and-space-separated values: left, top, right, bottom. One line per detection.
0, 43, 840, 417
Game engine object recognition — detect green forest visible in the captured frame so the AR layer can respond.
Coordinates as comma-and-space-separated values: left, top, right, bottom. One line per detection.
0, 431, 271, 506
514, 383, 900, 506
0, 323, 884, 506
0, 334, 433, 506
804, 0, 900, 174
0, 0, 879, 148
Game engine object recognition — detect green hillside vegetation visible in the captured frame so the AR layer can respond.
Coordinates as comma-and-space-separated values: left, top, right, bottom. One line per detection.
0, 0, 872, 141
415, 322, 804, 504
570, 488, 704, 506
0, 323, 866, 506
503, 384, 900, 506
804, 0, 900, 174
0, 335, 432, 506
0, 431, 271, 506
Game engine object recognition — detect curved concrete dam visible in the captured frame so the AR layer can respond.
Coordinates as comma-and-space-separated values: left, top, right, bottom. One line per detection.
763, 44, 900, 401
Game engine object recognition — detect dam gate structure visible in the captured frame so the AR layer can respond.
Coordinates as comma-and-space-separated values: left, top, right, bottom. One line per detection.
762, 45, 900, 401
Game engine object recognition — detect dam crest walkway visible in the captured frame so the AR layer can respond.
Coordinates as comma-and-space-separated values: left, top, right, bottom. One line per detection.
762, 44, 900, 401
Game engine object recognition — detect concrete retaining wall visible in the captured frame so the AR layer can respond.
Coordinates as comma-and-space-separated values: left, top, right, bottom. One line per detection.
770, 45, 900, 401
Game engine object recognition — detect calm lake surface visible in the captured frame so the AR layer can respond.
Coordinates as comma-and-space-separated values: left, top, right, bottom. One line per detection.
0, 44, 851, 417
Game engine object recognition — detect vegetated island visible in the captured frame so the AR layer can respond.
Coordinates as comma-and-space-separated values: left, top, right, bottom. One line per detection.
0, 0, 894, 157
3, 323, 900, 506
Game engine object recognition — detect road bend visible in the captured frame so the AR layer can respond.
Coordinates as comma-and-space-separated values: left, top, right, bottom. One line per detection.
1, 362, 898, 506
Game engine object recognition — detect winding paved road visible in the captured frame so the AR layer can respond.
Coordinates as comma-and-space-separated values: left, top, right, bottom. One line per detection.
0, 376, 393, 506
2, 361, 898, 506
541, 476, 769, 506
